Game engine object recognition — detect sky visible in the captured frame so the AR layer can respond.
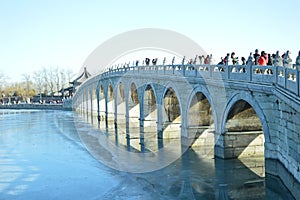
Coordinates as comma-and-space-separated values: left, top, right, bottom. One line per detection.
0, 0, 299, 82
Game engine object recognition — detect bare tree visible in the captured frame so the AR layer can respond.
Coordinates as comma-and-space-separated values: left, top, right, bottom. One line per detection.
60, 69, 66, 87
22, 74, 31, 96
65, 68, 76, 86
53, 67, 60, 96
0, 72, 6, 101
47, 68, 55, 96
42, 68, 49, 95
33, 71, 44, 102
60, 68, 75, 97
22, 74, 36, 102
30, 67, 76, 99
0, 73, 4, 94
0, 72, 8, 92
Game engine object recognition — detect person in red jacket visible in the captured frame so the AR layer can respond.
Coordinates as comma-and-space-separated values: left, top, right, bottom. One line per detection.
258, 51, 268, 66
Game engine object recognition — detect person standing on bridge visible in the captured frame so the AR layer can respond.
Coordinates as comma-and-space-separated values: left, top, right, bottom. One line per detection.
253, 49, 260, 65
204, 55, 210, 64
145, 58, 150, 66
258, 51, 268, 66
172, 56, 175, 66
241, 57, 246, 65
200, 55, 205, 64
230, 52, 239, 65
296, 51, 300, 65
267, 54, 273, 66
217, 57, 225, 65
152, 58, 158, 65
246, 52, 253, 65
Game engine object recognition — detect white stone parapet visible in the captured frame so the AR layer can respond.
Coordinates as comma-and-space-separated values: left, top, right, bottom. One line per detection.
94, 63, 300, 97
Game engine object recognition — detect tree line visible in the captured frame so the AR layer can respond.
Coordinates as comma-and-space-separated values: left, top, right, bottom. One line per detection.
0, 67, 75, 104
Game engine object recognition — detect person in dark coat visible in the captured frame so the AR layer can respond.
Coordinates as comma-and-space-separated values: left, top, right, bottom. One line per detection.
253, 49, 260, 65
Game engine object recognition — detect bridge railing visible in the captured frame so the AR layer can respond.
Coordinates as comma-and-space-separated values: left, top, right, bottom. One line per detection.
251, 65, 276, 83
98, 64, 300, 97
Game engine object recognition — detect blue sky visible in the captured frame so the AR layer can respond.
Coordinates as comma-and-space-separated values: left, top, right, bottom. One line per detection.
0, 0, 299, 82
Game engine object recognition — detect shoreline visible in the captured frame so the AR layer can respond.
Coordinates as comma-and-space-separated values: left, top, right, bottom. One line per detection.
0, 104, 72, 111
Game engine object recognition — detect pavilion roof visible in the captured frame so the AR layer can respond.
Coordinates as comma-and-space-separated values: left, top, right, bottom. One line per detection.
70, 67, 91, 85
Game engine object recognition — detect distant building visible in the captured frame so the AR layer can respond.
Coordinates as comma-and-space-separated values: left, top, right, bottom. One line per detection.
32, 95, 63, 104
60, 67, 92, 97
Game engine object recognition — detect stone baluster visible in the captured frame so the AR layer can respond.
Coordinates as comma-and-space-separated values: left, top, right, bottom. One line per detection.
193, 55, 198, 65
283, 50, 292, 68
182, 56, 186, 75
297, 68, 300, 96
274, 51, 283, 67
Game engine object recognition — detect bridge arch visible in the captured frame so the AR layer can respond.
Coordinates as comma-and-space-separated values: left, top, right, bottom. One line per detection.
91, 85, 97, 114
128, 82, 139, 105
162, 84, 183, 123
141, 83, 158, 119
98, 84, 106, 120
107, 83, 115, 120
107, 83, 114, 100
127, 82, 140, 128
185, 85, 216, 153
116, 81, 126, 124
139, 83, 159, 150
83, 89, 88, 117
126, 82, 142, 151
96, 83, 100, 117
116, 81, 125, 102
161, 83, 182, 141
221, 91, 270, 143
186, 85, 217, 129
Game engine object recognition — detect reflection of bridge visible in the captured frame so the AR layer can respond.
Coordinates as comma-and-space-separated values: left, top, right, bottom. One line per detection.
73, 62, 300, 197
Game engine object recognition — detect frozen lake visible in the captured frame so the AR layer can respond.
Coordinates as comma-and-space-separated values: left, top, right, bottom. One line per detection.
0, 110, 294, 199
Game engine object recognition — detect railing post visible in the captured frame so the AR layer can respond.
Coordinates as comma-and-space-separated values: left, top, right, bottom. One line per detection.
284, 67, 287, 89
157, 102, 163, 142
274, 66, 278, 85
125, 98, 130, 147
249, 64, 253, 82
105, 93, 108, 129
209, 65, 212, 78
227, 65, 230, 80
114, 90, 118, 132
139, 98, 145, 153
297, 67, 300, 96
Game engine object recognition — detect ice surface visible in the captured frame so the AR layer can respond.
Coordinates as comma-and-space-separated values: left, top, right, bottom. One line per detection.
0, 110, 121, 200
0, 109, 294, 200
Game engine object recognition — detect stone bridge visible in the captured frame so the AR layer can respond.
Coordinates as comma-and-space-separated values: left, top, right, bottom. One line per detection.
73, 62, 300, 197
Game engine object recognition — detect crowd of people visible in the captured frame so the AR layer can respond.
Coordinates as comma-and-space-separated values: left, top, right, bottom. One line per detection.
108, 50, 300, 72
218, 50, 300, 67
